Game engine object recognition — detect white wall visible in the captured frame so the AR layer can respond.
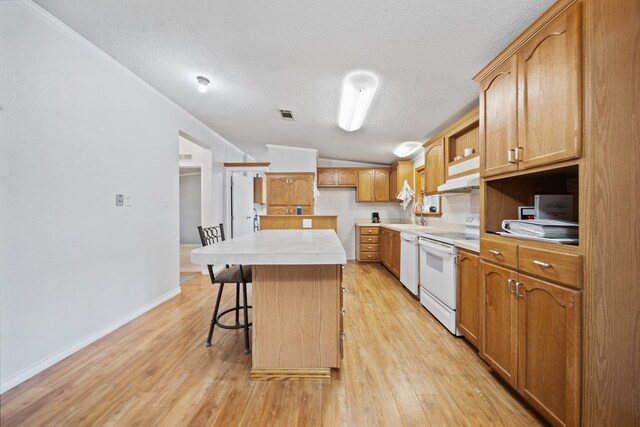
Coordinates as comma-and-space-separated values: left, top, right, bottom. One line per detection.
0, 2, 247, 392
266, 144, 317, 172
179, 173, 202, 244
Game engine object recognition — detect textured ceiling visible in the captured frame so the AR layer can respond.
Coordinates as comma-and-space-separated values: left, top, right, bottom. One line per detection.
33, 0, 554, 164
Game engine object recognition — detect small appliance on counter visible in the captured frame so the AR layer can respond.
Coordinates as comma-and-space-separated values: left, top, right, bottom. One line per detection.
372, 212, 380, 223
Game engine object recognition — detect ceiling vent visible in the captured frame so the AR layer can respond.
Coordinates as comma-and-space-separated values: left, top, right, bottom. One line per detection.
279, 109, 294, 120
179, 154, 193, 160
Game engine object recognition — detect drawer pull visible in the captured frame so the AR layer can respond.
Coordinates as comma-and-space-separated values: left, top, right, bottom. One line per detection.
368, 230, 373, 233
532, 260, 551, 268
367, 255, 372, 258
367, 238, 373, 242
341, 308, 346, 316
488, 249, 501, 256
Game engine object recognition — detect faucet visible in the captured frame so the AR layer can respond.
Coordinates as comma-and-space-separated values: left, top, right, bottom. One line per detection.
414, 202, 425, 226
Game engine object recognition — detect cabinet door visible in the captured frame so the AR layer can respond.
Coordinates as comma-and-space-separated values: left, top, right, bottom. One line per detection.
374, 170, 390, 201
517, 274, 581, 427
390, 231, 401, 278
457, 251, 480, 348
424, 139, 445, 193
389, 166, 398, 199
290, 175, 314, 206
317, 169, 338, 186
479, 56, 519, 177
517, 3, 582, 169
267, 175, 291, 206
338, 169, 357, 186
380, 230, 390, 268
357, 170, 375, 202
480, 261, 518, 388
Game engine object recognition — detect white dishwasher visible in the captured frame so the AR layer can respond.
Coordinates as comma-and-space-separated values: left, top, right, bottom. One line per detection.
399, 232, 419, 296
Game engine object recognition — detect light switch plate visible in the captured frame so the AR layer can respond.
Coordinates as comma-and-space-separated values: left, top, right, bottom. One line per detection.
302, 219, 312, 228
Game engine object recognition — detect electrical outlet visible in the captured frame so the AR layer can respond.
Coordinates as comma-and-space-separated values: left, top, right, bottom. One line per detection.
115, 194, 124, 206
302, 219, 312, 228
124, 194, 131, 207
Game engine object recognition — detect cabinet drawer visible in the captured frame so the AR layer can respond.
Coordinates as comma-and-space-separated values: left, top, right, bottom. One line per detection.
480, 238, 518, 269
518, 245, 582, 289
360, 227, 380, 235
360, 243, 380, 253
360, 252, 380, 261
360, 235, 380, 244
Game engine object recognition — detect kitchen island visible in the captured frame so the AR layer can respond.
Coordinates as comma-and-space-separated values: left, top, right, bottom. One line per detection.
191, 229, 347, 380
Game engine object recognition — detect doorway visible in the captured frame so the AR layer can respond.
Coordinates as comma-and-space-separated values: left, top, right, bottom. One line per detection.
179, 166, 202, 273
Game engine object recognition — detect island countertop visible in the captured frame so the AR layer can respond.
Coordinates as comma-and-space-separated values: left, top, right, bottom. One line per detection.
191, 229, 347, 265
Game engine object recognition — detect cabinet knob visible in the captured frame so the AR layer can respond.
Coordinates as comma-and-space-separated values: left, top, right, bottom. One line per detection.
342, 287, 346, 294
341, 333, 347, 341
341, 308, 346, 316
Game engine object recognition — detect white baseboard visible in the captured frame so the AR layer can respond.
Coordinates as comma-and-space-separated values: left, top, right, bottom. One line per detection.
0, 287, 181, 394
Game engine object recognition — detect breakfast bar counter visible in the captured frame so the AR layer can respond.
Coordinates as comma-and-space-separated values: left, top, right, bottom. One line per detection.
192, 230, 346, 380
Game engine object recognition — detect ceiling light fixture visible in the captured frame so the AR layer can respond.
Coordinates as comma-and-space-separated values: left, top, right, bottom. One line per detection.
338, 71, 379, 132
393, 141, 423, 158
197, 76, 210, 93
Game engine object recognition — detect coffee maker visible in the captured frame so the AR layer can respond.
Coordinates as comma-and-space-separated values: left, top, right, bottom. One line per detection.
372, 212, 380, 223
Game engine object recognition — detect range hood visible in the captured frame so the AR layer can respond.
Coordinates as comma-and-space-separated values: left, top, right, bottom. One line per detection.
437, 173, 480, 193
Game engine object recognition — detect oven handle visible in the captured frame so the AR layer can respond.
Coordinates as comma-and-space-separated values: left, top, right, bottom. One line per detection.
418, 239, 455, 255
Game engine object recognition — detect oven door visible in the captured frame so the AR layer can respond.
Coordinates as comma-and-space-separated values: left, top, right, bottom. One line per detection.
418, 238, 457, 309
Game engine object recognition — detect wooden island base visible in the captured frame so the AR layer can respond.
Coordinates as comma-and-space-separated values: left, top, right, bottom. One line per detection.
251, 264, 343, 380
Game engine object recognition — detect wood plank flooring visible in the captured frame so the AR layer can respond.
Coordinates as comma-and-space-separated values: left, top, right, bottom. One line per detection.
0, 262, 543, 426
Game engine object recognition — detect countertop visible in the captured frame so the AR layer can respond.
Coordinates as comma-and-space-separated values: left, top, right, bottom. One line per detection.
191, 229, 347, 265
355, 221, 479, 253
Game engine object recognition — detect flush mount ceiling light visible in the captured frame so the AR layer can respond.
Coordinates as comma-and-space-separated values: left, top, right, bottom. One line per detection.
393, 141, 423, 158
196, 76, 210, 93
338, 71, 379, 132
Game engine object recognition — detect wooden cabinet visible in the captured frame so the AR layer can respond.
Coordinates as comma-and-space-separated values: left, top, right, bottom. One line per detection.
475, 3, 582, 178
424, 138, 445, 194
480, 260, 581, 427
317, 168, 357, 187
357, 169, 389, 202
517, 3, 582, 170
379, 228, 400, 278
266, 172, 314, 215
517, 274, 581, 427
389, 161, 414, 200
356, 226, 380, 262
480, 261, 519, 388
253, 176, 266, 204
479, 56, 519, 177
456, 250, 480, 348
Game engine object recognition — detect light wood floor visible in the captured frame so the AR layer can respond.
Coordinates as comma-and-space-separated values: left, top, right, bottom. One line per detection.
0, 262, 542, 426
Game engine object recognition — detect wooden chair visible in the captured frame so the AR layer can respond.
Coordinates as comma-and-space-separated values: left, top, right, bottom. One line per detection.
197, 224, 252, 353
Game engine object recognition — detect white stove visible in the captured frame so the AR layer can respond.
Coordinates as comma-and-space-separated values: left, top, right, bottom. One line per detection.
418, 215, 479, 335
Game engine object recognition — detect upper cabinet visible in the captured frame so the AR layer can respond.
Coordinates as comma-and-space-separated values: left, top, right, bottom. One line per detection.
266, 172, 314, 215
389, 161, 414, 200
317, 168, 357, 187
517, 3, 582, 169
480, 57, 519, 177
424, 138, 445, 194
475, 2, 582, 178
357, 169, 390, 202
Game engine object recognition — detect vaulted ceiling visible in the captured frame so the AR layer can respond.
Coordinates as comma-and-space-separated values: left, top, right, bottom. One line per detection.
34, 0, 555, 163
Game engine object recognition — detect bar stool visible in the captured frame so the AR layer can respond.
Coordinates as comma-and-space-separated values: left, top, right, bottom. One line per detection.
197, 224, 252, 353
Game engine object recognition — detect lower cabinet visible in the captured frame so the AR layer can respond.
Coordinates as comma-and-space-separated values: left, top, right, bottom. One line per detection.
480, 261, 581, 427
380, 228, 400, 278
456, 250, 480, 348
